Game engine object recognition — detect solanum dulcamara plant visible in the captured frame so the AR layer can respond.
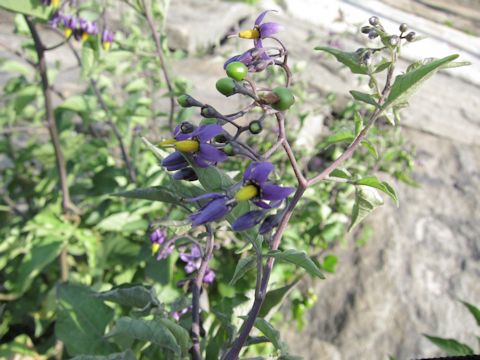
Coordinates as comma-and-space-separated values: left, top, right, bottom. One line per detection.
117, 10, 465, 360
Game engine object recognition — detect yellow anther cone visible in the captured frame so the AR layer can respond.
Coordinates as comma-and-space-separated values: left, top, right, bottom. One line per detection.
239, 28, 260, 39
64, 28, 73, 38
175, 140, 200, 153
235, 184, 258, 201
152, 243, 160, 254
81, 33, 89, 42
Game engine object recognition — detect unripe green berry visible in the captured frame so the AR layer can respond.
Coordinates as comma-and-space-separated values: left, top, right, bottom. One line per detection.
223, 143, 234, 156
399, 23, 408, 32
249, 120, 262, 134
216, 77, 236, 97
271, 87, 295, 111
177, 94, 190, 107
226, 61, 248, 81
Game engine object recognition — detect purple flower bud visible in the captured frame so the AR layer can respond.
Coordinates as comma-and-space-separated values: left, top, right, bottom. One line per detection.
173, 167, 198, 181
232, 210, 265, 231
203, 268, 216, 284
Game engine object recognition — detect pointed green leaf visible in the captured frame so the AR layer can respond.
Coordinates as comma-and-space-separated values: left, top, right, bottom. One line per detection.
81, 46, 95, 79
383, 55, 459, 109
267, 250, 324, 278
112, 186, 180, 205
259, 279, 300, 318
355, 176, 398, 206
330, 168, 352, 179
349, 186, 384, 231
230, 255, 256, 285
459, 300, 480, 327
321, 130, 355, 147
361, 140, 379, 159
158, 318, 192, 355
253, 318, 288, 354
0, 0, 51, 19
350, 90, 379, 108
95, 284, 160, 309
423, 334, 474, 355
71, 350, 137, 360
56, 283, 117, 356
354, 111, 363, 136
315, 47, 368, 74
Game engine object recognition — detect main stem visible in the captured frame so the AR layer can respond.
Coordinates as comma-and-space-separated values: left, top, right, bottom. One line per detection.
142, 0, 176, 131
224, 49, 398, 359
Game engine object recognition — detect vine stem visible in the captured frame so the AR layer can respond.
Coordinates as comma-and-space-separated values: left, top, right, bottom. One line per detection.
24, 15, 72, 360
190, 226, 215, 360
223, 49, 398, 360
142, 0, 176, 132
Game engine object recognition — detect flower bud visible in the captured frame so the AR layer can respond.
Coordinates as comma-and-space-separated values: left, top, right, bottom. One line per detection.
406, 31, 416, 42
368, 30, 378, 39
254, 60, 270, 72
223, 143, 235, 156
249, 120, 262, 134
369, 16, 379, 26
361, 26, 371, 34
259, 214, 281, 235
388, 35, 400, 46
399, 23, 408, 33
201, 105, 220, 119
176, 94, 202, 108
180, 121, 195, 134
216, 77, 237, 97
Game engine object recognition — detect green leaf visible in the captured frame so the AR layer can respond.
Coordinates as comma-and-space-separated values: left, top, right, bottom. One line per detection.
0, 59, 32, 76
459, 300, 480, 327
361, 140, 379, 159
349, 186, 384, 231
353, 111, 363, 136
71, 350, 137, 360
81, 46, 95, 79
259, 279, 299, 318
158, 318, 192, 355
112, 186, 181, 205
253, 318, 288, 354
349, 90, 379, 108
11, 240, 63, 294
95, 284, 160, 309
267, 250, 324, 278
0, 0, 51, 19
125, 78, 147, 93
230, 255, 256, 285
58, 95, 97, 113
321, 130, 355, 147
141, 137, 168, 162
321, 254, 338, 273
355, 176, 398, 206
329, 168, 351, 179
95, 212, 148, 232
106, 317, 183, 355
314, 47, 368, 74
56, 283, 117, 356
383, 55, 459, 109
423, 334, 474, 356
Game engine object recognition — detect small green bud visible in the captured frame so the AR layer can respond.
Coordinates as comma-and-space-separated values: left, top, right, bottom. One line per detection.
248, 120, 262, 134
406, 31, 416, 42
226, 61, 248, 81
177, 94, 190, 107
216, 77, 236, 97
369, 16, 379, 26
399, 23, 408, 33
271, 87, 295, 111
223, 143, 235, 156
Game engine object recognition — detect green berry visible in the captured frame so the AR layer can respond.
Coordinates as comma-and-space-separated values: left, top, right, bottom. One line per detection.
249, 120, 262, 134
271, 87, 295, 111
226, 61, 248, 81
216, 77, 236, 97
177, 94, 190, 107
223, 143, 234, 156
399, 23, 408, 33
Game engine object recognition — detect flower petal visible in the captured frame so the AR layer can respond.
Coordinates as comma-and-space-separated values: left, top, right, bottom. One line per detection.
161, 151, 188, 171
259, 22, 283, 38
260, 184, 294, 201
194, 124, 224, 142
232, 210, 265, 231
203, 268, 216, 284
190, 198, 230, 226
253, 200, 271, 209
255, 9, 276, 26
187, 192, 224, 202
244, 161, 274, 183
198, 144, 228, 163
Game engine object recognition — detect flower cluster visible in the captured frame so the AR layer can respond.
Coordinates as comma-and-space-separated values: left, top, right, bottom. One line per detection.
179, 245, 216, 284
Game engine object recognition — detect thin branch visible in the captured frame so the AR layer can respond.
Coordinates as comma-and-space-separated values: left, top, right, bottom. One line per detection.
142, 0, 176, 132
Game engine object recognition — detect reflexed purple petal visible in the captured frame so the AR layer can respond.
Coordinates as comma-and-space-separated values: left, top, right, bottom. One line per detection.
193, 155, 210, 168
224, 54, 242, 69
157, 243, 174, 260
187, 192, 224, 202
260, 184, 294, 201
198, 144, 228, 162
259, 22, 283, 38
162, 151, 188, 171
244, 162, 274, 183
150, 228, 166, 244
190, 198, 230, 226
194, 124, 224, 142
232, 210, 265, 231
253, 39, 271, 61
174, 125, 193, 140
191, 245, 201, 258
255, 10, 277, 26
203, 268, 216, 283
253, 200, 271, 209
185, 262, 198, 273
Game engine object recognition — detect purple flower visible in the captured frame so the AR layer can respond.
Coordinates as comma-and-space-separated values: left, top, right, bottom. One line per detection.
160, 124, 227, 169
150, 228, 166, 245
149, 228, 174, 259
179, 245, 216, 284
101, 29, 115, 51
48, 11, 63, 27
79, 19, 98, 41
238, 10, 283, 42
189, 195, 231, 227
203, 268, 216, 284
171, 306, 190, 321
